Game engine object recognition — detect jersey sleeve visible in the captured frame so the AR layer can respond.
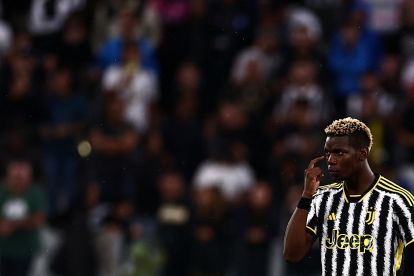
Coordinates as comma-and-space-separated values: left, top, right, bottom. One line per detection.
306, 198, 318, 239
394, 199, 414, 247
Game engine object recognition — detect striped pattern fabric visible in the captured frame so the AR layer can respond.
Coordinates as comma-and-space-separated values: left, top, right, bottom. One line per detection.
306, 175, 414, 276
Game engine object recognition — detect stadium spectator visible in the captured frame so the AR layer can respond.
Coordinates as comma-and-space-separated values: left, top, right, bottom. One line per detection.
392, 0, 414, 61
328, 17, 382, 116
272, 60, 332, 127
134, 130, 172, 216
91, 0, 161, 52
232, 182, 278, 276
178, 0, 210, 68
40, 67, 89, 218
102, 41, 158, 133
193, 138, 255, 203
94, 198, 135, 276
55, 12, 94, 73
168, 61, 211, 119
0, 160, 46, 276
48, 182, 98, 276
230, 29, 280, 114
189, 186, 233, 276
0, 68, 44, 164
162, 81, 205, 181
96, 5, 159, 75
347, 71, 399, 165
88, 93, 138, 204
156, 171, 192, 276
380, 53, 404, 98
277, 5, 328, 84
204, 0, 254, 99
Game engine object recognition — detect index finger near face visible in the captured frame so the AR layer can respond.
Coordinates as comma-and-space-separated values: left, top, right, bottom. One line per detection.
308, 156, 325, 169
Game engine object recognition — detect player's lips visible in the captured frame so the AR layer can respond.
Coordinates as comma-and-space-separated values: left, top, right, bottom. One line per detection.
328, 168, 340, 174
329, 170, 341, 178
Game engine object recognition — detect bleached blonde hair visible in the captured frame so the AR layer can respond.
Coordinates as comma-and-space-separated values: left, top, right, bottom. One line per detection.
324, 117, 373, 151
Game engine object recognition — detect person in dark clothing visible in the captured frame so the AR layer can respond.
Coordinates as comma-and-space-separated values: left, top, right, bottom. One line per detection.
156, 171, 192, 276
232, 182, 278, 276
88, 92, 139, 203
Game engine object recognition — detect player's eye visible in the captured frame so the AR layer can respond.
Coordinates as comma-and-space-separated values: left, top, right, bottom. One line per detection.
331, 149, 344, 156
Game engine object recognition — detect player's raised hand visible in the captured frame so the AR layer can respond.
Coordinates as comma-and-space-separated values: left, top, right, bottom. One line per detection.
303, 156, 325, 198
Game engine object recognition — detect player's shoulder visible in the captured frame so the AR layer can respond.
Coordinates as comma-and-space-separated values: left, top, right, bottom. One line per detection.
313, 182, 343, 197
376, 175, 414, 207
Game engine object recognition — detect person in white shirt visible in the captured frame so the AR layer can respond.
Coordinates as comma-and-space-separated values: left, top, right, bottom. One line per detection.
193, 140, 255, 202
102, 41, 158, 133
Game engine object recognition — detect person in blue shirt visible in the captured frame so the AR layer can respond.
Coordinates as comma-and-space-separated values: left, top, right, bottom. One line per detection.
96, 7, 159, 76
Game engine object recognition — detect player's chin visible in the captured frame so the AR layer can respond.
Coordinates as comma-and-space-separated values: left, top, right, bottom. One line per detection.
329, 172, 343, 181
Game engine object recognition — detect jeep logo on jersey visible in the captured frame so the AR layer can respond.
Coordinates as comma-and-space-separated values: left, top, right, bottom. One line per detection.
325, 229, 374, 254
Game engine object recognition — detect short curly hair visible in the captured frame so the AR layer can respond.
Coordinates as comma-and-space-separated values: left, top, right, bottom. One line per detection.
324, 117, 373, 151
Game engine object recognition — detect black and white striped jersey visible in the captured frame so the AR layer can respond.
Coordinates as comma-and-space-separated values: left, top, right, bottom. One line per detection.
306, 174, 414, 276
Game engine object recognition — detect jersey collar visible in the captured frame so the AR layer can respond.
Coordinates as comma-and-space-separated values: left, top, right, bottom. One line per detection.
342, 173, 380, 203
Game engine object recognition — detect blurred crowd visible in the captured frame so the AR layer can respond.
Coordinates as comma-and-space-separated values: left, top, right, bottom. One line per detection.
1, 0, 414, 275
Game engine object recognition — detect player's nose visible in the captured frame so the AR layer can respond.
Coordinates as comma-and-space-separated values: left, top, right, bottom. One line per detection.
326, 154, 336, 165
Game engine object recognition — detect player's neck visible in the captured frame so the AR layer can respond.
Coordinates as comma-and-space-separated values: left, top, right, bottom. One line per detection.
344, 164, 375, 195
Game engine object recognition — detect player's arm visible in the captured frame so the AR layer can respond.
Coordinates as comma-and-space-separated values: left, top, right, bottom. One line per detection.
0, 213, 45, 237
12, 213, 46, 230
283, 156, 324, 262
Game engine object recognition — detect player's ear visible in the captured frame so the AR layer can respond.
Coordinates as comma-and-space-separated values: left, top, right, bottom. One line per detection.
359, 147, 369, 160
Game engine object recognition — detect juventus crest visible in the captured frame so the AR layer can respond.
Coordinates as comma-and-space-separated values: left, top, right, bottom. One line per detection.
365, 207, 376, 225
